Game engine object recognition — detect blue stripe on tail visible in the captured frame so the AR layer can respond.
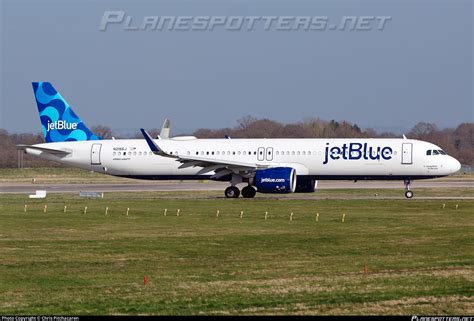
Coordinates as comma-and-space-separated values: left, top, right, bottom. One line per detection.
32, 82, 101, 143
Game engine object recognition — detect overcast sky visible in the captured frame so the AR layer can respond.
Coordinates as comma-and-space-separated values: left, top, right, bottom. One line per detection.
1, 0, 472, 136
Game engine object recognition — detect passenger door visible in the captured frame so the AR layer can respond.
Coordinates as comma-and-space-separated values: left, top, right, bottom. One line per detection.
91, 143, 102, 165
401, 143, 412, 164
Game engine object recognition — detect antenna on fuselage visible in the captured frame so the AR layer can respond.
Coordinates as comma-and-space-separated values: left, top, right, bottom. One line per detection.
402, 134, 407, 139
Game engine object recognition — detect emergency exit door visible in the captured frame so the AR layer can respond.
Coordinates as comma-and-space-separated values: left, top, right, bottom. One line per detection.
266, 147, 273, 161
257, 147, 265, 161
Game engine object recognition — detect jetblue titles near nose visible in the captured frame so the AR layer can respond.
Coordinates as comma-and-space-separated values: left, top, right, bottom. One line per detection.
19, 82, 462, 199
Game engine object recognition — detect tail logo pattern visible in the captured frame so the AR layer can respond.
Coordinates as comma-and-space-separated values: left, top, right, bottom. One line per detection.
32, 82, 100, 142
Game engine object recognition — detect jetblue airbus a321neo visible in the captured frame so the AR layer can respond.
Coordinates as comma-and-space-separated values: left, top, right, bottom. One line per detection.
18, 82, 461, 198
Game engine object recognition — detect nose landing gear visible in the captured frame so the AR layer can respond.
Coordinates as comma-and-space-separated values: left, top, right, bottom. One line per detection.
404, 179, 414, 199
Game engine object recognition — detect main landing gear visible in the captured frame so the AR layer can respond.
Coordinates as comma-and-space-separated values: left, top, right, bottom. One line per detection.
404, 179, 414, 199
224, 185, 256, 198
241, 185, 257, 198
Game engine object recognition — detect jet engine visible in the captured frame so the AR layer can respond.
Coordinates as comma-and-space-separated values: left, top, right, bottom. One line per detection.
254, 167, 296, 193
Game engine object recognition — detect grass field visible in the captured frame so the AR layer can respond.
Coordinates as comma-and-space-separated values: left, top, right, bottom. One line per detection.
0, 192, 473, 315
0, 168, 131, 184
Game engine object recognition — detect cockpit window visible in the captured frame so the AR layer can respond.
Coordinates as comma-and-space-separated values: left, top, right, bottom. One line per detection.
427, 149, 447, 156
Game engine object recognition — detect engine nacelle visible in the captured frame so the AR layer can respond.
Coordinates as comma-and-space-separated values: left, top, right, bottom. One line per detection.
295, 178, 318, 193
254, 167, 296, 193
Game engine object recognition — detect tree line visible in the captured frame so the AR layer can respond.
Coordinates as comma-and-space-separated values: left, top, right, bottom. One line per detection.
0, 119, 472, 168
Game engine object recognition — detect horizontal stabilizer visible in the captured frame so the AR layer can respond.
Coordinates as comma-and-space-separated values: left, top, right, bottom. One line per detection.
16, 144, 71, 157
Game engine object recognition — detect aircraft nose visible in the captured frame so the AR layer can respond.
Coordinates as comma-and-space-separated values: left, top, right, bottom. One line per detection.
449, 157, 461, 173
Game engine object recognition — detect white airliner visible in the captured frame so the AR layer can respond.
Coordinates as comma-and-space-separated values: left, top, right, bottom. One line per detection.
18, 82, 461, 198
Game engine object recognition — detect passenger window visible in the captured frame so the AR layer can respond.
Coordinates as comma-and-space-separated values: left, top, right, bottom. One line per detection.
433, 150, 439, 155
426, 150, 431, 156
196, 152, 199, 155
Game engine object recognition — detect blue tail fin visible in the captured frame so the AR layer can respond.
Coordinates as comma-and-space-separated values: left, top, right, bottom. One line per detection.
32, 82, 101, 143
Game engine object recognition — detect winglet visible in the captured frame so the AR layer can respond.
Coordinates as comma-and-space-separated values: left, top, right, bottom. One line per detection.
159, 119, 171, 139
140, 128, 160, 153
140, 128, 174, 157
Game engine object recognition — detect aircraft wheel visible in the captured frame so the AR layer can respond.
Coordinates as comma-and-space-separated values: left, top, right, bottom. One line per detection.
241, 186, 256, 198
225, 186, 240, 198
405, 190, 414, 199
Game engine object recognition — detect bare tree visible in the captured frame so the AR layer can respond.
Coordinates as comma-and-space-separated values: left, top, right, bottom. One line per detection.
409, 122, 438, 139
91, 126, 114, 139
236, 115, 258, 131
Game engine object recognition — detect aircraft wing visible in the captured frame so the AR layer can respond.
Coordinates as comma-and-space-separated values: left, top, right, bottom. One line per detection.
140, 129, 268, 178
16, 144, 71, 157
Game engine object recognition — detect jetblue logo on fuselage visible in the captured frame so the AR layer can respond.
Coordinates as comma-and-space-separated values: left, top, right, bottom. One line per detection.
323, 142, 393, 164
47, 120, 78, 132
261, 178, 285, 183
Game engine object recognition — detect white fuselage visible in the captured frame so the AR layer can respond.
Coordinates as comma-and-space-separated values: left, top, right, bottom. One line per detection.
26, 138, 461, 180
